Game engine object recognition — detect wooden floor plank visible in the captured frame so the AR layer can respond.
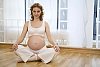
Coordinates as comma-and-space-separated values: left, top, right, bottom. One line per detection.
0, 44, 100, 67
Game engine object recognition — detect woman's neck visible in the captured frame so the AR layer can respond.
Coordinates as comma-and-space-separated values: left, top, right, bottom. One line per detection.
33, 19, 40, 22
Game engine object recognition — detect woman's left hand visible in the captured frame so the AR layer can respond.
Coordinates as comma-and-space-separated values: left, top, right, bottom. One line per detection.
54, 45, 60, 52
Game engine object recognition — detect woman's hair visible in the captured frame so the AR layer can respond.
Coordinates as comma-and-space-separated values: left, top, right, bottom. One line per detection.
30, 3, 44, 21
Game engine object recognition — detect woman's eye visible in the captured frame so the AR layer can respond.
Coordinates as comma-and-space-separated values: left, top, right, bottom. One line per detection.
33, 11, 36, 12
32, 10, 40, 13
37, 11, 40, 12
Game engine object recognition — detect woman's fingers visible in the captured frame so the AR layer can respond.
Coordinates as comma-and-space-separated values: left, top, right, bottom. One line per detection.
12, 44, 18, 51
54, 45, 60, 52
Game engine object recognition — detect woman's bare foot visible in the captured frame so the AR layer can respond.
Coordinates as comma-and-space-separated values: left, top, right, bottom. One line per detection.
17, 57, 23, 63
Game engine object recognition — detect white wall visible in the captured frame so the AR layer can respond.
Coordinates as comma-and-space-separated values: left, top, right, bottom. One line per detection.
67, 0, 94, 48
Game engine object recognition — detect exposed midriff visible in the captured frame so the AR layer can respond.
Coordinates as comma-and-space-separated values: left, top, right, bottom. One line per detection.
27, 35, 45, 50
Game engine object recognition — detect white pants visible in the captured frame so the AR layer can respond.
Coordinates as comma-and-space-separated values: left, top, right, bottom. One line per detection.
15, 45, 57, 63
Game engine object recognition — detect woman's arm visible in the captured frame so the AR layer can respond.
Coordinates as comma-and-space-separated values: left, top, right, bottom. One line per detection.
45, 21, 60, 52
12, 21, 29, 50
45, 22, 55, 45
15, 21, 28, 44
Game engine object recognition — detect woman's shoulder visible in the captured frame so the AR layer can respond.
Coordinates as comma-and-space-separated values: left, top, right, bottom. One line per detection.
25, 21, 31, 24
43, 21, 50, 28
43, 21, 48, 25
25, 21, 30, 23
24, 21, 30, 26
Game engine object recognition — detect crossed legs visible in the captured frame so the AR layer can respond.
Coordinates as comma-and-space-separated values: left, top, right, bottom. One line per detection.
17, 54, 41, 62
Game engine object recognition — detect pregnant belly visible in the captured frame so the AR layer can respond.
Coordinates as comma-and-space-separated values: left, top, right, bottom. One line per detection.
27, 35, 45, 50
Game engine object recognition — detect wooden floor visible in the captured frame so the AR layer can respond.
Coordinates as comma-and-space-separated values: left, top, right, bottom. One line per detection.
0, 44, 100, 67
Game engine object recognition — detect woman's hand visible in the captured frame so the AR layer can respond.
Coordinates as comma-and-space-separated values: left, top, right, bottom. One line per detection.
12, 43, 18, 51
54, 45, 60, 52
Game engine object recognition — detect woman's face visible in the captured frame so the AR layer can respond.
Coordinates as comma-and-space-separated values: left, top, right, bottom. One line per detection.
32, 7, 41, 19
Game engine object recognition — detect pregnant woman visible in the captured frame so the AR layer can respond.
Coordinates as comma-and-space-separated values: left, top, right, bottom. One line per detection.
12, 3, 60, 63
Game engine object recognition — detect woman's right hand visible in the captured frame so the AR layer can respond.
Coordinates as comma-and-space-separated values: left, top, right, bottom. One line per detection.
12, 43, 18, 51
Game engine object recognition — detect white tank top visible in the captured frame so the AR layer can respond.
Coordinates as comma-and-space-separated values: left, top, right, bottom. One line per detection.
28, 21, 45, 37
